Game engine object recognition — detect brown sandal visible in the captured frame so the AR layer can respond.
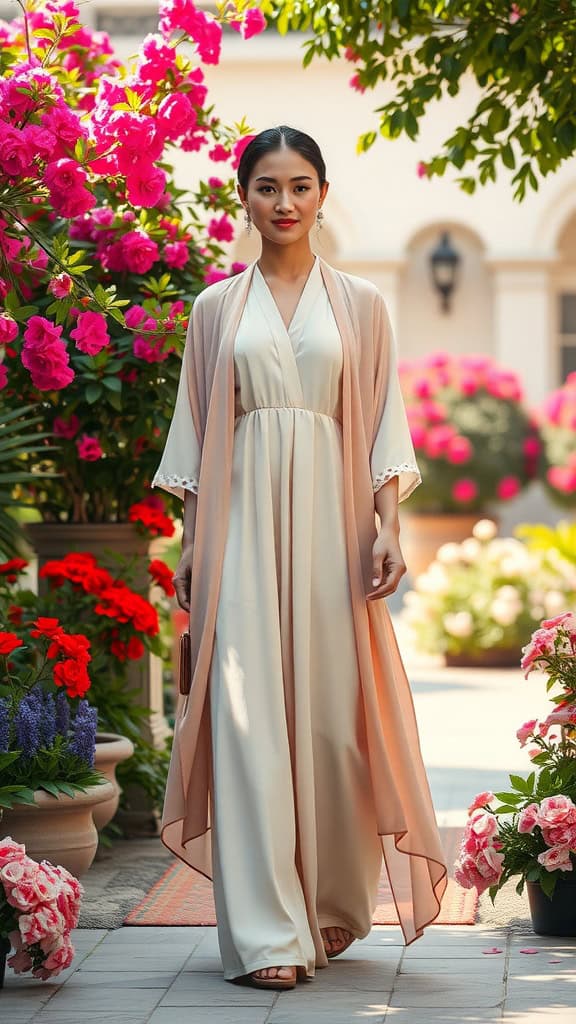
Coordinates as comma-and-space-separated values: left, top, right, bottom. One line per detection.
241, 966, 298, 990
323, 928, 355, 959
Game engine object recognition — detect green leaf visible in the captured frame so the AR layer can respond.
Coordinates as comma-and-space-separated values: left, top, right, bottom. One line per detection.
85, 383, 103, 404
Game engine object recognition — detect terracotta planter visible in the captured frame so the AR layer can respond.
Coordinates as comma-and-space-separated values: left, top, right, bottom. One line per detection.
400, 511, 495, 579
527, 877, 576, 937
445, 647, 521, 669
0, 781, 115, 877
93, 732, 135, 830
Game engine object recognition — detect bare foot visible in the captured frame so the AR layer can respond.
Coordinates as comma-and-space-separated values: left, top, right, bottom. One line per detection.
251, 965, 297, 982
321, 926, 354, 956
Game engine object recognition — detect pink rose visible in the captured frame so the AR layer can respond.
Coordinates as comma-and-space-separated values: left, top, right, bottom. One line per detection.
547, 466, 576, 494
77, 434, 103, 461
124, 305, 147, 328
518, 803, 539, 834
207, 214, 234, 243
7, 949, 33, 974
43, 933, 75, 975
231, 8, 267, 39
542, 822, 576, 849
121, 230, 160, 274
48, 273, 73, 298
537, 846, 573, 872
19, 905, 66, 946
0, 313, 19, 344
516, 719, 538, 747
125, 164, 167, 209
469, 809, 498, 841
164, 240, 189, 269
541, 612, 576, 632
53, 414, 80, 439
0, 837, 26, 868
467, 791, 495, 815
70, 311, 110, 355
424, 424, 455, 458
452, 478, 478, 504
446, 435, 473, 465
156, 93, 196, 139
21, 338, 75, 390
537, 795, 576, 829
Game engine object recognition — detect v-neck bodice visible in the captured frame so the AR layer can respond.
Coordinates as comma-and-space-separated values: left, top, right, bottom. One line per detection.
233, 253, 343, 421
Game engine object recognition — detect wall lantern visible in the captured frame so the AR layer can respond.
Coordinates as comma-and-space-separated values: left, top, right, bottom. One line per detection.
430, 231, 461, 313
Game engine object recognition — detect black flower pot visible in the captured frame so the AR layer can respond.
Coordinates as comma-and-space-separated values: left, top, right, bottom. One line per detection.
1, 935, 11, 989
527, 877, 576, 937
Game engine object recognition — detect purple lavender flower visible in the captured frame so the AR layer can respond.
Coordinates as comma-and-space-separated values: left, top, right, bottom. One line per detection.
40, 692, 57, 747
68, 699, 98, 767
55, 691, 70, 737
0, 697, 9, 753
15, 691, 42, 760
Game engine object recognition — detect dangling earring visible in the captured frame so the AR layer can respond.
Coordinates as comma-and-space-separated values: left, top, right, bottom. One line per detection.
316, 208, 324, 230
244, 208, 252, 234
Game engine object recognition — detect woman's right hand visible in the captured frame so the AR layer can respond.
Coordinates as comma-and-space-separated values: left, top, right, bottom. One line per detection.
172, 543, 194, 612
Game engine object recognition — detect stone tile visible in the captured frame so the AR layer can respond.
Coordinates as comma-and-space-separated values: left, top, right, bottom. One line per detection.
148, 1009, 271, 1024
383, 1012, 502, 1023
182, 956, 223, 972
504, 982, 576, 1010
503, 1011, 576, 1023
403, 945, 507, 959
399, 958, 505, 976
63, 970, 178, 988
312, 959, 396, 991
103, 926, 204, 944
159, 971, 276, 1006
77, 950, 191, 971
268, 990, 389, 1022
389, 976, 505, 1008
33, 1016, 146, 1023
509, 935, 576, 952
43, 985, 165, 1013
190, 928, 221, 955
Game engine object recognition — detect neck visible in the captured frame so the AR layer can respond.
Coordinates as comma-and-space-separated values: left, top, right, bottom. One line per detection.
257, 238, 316, 280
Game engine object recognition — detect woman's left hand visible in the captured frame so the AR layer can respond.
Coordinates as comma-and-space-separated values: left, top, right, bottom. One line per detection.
367, 525, 406, 601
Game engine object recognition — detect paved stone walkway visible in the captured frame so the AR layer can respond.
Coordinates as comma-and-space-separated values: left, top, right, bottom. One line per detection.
3, 626, 575, 1021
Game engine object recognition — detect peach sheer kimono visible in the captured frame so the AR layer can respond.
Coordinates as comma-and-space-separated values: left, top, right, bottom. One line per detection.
151, 254, 447, 976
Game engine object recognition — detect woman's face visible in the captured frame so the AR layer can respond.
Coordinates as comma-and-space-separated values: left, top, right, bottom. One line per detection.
238, 146, 329, 244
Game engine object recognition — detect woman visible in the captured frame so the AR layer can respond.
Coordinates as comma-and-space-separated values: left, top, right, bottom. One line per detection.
152, 126, 447, 991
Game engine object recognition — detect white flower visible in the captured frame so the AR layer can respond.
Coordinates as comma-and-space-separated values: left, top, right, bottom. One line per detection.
402, 591, 422, 608
460, 538, 482, 563
472, 519, 498, 542
544, 590, 568, 615
530, 605, 544, 620
436, 542, 462, 566
443, 611, 474, 638
495, 585, 521, 604
415, 564, 451, 595
490, 599, 520, 626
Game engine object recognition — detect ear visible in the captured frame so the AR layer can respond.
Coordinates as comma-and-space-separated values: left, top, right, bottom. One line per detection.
237, 184, 247, 206
320, 181, 330, 203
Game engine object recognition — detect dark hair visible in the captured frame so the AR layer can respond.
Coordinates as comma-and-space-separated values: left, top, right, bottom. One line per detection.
237, 125, 327, 191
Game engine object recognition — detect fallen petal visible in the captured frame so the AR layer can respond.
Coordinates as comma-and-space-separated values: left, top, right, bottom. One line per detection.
549, 959, 562, 964
519, 947, 539, 954
482, 947, 504, 954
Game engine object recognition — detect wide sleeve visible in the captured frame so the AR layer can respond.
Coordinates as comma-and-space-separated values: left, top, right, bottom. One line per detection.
370, 293, 421, 503
151, 310, 201, 502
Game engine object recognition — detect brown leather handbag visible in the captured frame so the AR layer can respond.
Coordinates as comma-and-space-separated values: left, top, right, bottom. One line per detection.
178, 629, 192, 696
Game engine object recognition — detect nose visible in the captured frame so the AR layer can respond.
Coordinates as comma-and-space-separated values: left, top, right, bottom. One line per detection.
275, 192, 295, 213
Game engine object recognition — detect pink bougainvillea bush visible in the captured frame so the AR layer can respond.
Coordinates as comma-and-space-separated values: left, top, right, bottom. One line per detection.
454, 612, 576, 901
535, 372, 576, 509
399, 351, 540, 514
0, 837, 83, 980
0, 0, 264, 523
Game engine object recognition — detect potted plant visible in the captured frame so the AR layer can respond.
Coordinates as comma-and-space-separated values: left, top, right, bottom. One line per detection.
0, 549, 178, 829
0, 617, 113, 875
0, 836, 83, 987
534, 373, 576, 510
398, 351, 540, 574
454, 612, 576, 936
401, 519, 576, 667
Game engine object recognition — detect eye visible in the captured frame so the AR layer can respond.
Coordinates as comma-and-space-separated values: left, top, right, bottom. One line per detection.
295, 186, 310, 192
257, 186, 275, 193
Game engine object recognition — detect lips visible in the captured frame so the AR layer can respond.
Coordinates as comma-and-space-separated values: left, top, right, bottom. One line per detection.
273, 220, 298, 226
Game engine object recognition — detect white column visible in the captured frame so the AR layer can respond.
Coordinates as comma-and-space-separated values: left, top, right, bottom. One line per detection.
490, 264, 553, 405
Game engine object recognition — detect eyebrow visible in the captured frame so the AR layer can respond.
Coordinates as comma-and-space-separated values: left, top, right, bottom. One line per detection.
254, 175, 314, 182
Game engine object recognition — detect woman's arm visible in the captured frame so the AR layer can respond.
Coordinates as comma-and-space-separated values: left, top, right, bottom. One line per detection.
368, 476, 407, 601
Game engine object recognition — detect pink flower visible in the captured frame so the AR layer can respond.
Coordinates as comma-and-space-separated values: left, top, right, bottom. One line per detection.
417, 161, 428, 179
121, 230, 160, 274
207, 214, 234, 242
53, 414, 80, 439
124, 305, 147, 328
164, 241, 189, 269
22, 317, 74, 390
156, 93, 196, 139
208, 143, 230, 163
537, 795, 576, 829
230, 7, 267, 39
125, 164, 167, 209
468, 792, 495, 815
0, 313, 19, 344
413, 377, 434, 399
547, 466, 576, 494
452, 478, 478, 504
0, 837, 26, 868
43, 933, 75, 975
523, 436, 541, 458
518, 803, 539, 834
203, 266, 228, 285
7, 949, 33, 974
231, 135, 255, 170
70, 311, 110, 355
537, 846, 573, 872
19, 905, 66, 946
138, 33, 176, 83
516, 719, 538, 747
349, 73, 366, 93
410, 424, 427, 449
541, 612, 576, 632
509, 4, 523, 24
469, 808, 498, 841
0, 364, 7, 390
497, 475, 521, 500
48, 273, 73, 298
159, 1, 222, 62
446, 435, 473, 465
230, 261, 247, 276
542, 822, 576, 849
424, 424, 455, 458
77, 434, 103, 461
0, 124, 34, 177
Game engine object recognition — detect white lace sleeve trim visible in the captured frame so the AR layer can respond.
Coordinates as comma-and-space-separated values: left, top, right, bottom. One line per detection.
152, 472, 199, 494
372, 463, 421, 492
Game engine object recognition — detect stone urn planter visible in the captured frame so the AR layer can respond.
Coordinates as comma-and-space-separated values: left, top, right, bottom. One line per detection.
93, 733, 135, 830
527, 877, 576, 937
400, 511, 493, 579
0, 781, 115, 877
445, 647, 521, 669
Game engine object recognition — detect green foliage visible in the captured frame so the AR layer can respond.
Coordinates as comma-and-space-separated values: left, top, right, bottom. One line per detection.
0, 406, 61, 558
261, 0, 576, 198
516, 520, 576, 566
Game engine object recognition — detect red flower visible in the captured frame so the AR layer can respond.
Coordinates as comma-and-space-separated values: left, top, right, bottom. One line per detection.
94, 583, 159, 636
0, 557, 28, 583
53, 658, 91, 698
129, 500, 175, 537
7, 604, 23, 626
126, 636, 145, 660
46, 631, 91, 665
29, 617, 62, 638
0, 631, 23, 656
148, 558, 175, 597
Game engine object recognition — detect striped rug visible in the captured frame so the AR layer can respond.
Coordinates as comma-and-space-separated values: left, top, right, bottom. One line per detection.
125, 826, 477, 927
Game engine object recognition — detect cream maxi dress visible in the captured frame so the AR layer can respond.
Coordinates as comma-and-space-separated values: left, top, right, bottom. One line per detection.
153, 254, 425, 981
